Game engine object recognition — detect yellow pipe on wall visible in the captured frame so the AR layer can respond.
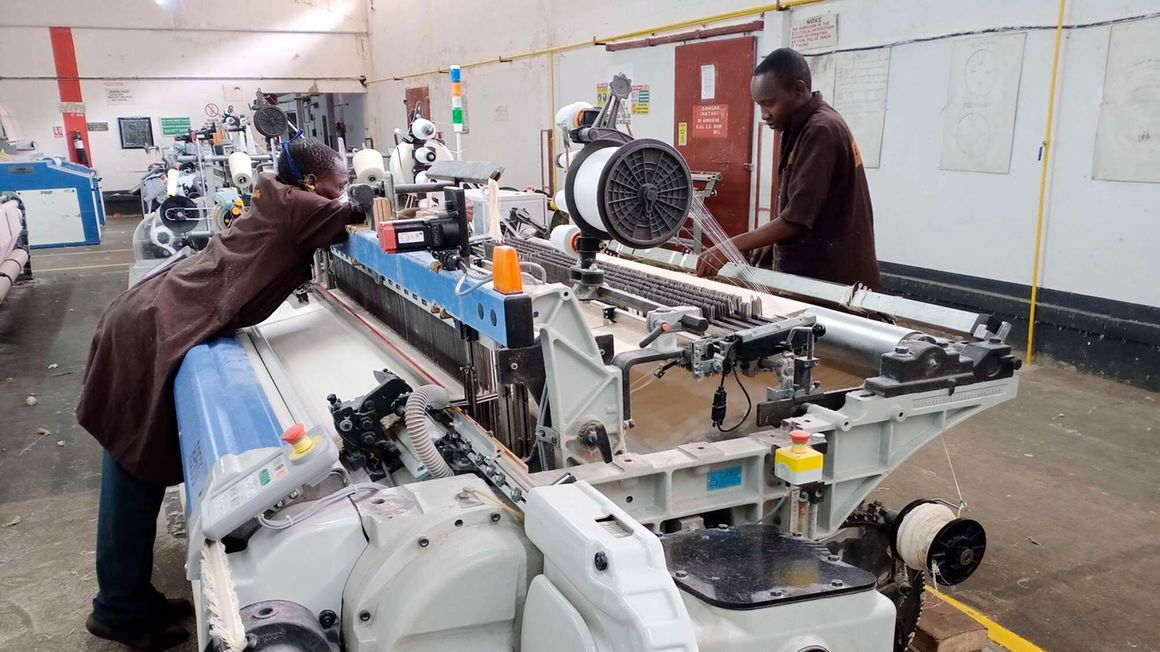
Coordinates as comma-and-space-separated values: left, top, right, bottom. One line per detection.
366, 0, 824, 83
549, 51, 558, 191
1025, 0, 1067, 365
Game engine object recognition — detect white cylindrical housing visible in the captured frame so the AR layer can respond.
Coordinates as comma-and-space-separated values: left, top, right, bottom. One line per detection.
165, 169, 180, 197
569, 146, 617, 237
227, 152, 253, 188
548, 224, 581, 260
410, 118, 437, 141
352, 148, 387, 184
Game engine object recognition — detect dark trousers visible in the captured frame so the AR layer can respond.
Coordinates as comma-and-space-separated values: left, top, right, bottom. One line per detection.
93, 451, 167, 625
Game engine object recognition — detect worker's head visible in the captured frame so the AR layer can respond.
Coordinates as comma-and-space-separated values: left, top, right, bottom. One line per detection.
277, 137, 348, 199
752, 48, 813, 131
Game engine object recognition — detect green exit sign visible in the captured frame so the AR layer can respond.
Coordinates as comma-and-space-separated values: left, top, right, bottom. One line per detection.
160, 117, 192, 136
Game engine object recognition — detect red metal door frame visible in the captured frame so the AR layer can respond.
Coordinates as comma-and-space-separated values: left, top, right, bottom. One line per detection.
673, 36, 757, 240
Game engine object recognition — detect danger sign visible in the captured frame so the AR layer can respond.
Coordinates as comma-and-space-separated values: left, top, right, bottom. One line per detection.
692, 104, 728, 139
205, 103, 220, 118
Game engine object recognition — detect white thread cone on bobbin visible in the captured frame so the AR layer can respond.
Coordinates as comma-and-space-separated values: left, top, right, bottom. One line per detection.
227, 152, 253, 188
896, 502, 956, 573
352, 148, 387, 184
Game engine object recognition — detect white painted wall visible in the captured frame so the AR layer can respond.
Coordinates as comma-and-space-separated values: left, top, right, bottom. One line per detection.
786, 0, 1160, 308
364, 0, 779, 189
361, 0, 1159, 308
0, 0, 370, 191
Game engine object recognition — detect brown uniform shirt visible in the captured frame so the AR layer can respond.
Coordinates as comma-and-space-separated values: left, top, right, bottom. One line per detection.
77, 173, 354, 486
774, 92, 881, 290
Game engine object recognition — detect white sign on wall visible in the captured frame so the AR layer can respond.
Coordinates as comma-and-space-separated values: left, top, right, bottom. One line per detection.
1093, 18, 1160, 183
105, 82, 134, 106
940, 33, 1027, 174
700, 64, 716, 100
791, 13, 838, 52
833, 48, 891, 168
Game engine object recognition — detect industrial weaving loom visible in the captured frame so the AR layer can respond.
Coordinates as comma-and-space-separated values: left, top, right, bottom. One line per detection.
175, 78, 1020, 652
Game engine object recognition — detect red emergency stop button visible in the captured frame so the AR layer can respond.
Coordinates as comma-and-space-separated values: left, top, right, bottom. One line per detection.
281, 423, 314, 457
789, 430, 811, 445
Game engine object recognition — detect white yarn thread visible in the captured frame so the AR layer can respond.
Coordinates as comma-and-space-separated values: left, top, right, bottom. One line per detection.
486, 178, 503, 241
896, 502, 956, 573
940, 435, 967, 516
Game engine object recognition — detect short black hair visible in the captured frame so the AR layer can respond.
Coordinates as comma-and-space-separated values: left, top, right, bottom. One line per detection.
276, 137, 343, 186
753, 47, 812, 90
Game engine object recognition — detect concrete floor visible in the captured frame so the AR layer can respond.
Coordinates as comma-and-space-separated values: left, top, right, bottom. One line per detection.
1, 214, 1158, 651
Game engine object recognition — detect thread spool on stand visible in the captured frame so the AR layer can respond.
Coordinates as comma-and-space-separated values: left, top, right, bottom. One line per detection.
352, 148, 387, 184
560, 138, 692, 248
892, 500, 987, 586
227, 152, 253, 189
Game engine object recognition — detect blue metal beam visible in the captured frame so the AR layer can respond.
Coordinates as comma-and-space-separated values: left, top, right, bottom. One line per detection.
333, 231, 534, 348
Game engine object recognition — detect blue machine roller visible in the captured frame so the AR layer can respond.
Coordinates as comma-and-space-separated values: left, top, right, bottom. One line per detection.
175, 335, 338, 548
175, 337, 285, 511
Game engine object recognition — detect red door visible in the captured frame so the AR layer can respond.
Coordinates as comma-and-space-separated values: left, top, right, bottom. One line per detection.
674, 37, 756, 239
405, 86, 431, 123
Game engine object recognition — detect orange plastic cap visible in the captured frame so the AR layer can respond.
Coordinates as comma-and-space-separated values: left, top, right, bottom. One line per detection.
789, 430, 811, 445
492, 245, 523, 295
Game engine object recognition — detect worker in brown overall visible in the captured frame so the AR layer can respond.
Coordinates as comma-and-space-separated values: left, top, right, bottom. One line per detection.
697, 47, 881, 291
77, 137, 359, 650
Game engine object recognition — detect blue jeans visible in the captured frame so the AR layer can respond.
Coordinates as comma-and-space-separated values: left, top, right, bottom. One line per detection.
92, 452, 168, 625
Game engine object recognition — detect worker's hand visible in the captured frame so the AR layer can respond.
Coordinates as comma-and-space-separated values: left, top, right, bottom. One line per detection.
696, 245, 729, 278
748, 245, 773, 268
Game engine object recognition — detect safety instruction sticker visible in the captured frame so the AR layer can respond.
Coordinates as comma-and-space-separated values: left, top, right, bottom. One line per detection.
678, 122, 688, 147
632, 85, 650, 114
596, 83, 651, 113
160, 117, 192, 136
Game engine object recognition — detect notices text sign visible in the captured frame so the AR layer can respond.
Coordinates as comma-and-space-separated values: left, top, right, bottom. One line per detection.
791, 13, 838, 51
692, 104, 728, 139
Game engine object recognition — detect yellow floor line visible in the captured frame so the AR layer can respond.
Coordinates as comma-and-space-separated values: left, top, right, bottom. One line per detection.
927, 586, 1045, 652
34, 262, 130, 273
36, 248, 133, 256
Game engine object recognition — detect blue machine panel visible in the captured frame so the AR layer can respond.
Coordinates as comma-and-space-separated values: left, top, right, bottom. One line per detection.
175, 336, 284, 512
0, 157, 104, 247
334, 231, 534, 348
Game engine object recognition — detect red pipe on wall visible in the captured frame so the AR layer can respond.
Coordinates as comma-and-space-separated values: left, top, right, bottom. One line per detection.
48, 26, 93, 167
604, 20, 766, 52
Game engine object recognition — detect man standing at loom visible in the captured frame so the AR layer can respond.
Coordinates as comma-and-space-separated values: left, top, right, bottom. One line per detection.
696, 47, 882, 291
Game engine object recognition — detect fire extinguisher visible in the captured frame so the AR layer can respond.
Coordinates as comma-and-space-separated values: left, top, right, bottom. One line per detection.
72, 130, 89, 166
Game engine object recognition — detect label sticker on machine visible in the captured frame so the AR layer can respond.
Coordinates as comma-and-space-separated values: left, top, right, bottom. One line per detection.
398, 231, 425, 244
707, 465, 743, 491
208, 461, 287, 519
